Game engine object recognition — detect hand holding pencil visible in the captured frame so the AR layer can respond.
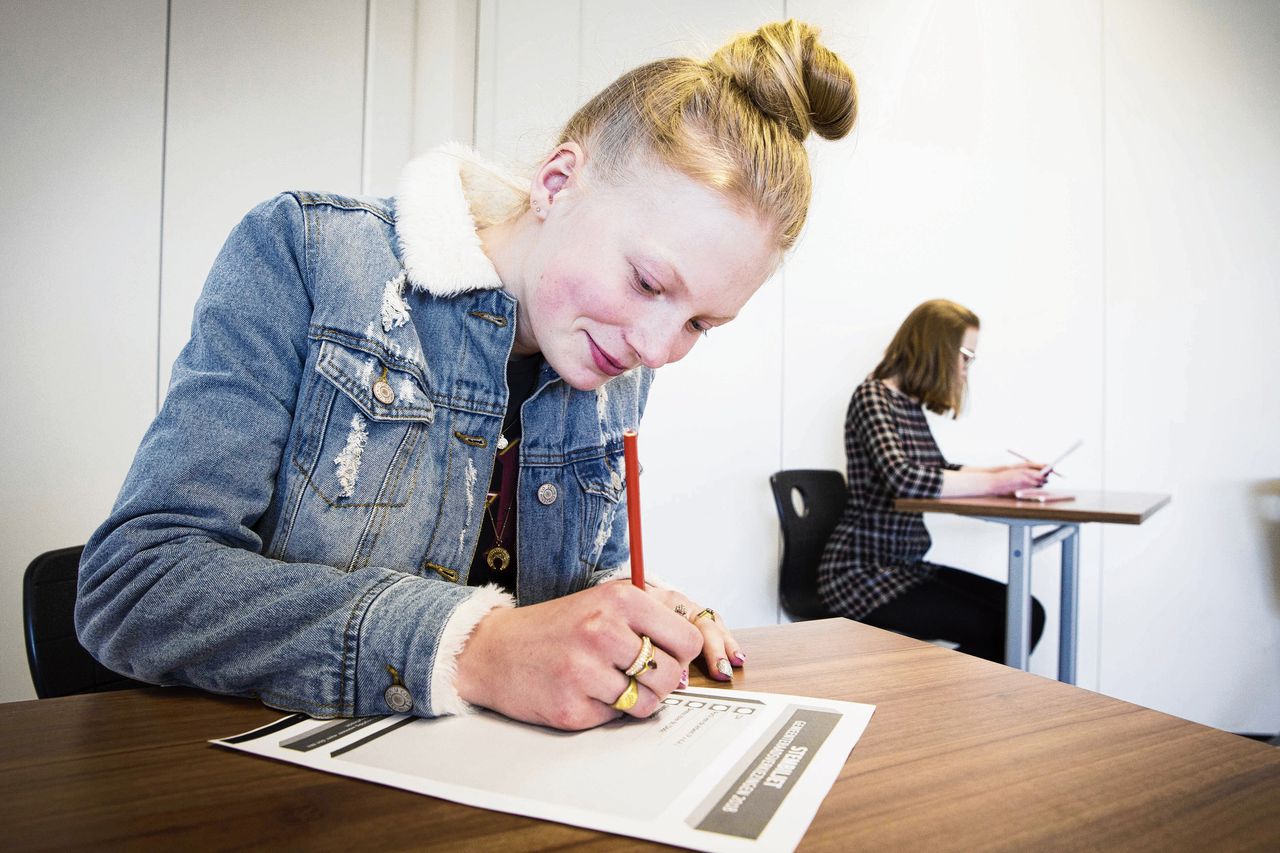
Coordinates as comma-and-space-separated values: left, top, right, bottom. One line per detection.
450, 430, 741, 730
623, 430, 745, 683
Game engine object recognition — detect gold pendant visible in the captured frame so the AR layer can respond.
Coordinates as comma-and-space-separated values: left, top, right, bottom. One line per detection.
485, 546, 511, 573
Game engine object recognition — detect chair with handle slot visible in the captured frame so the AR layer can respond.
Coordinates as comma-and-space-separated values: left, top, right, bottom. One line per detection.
768, 470, 847, 621
23, 545, 147, 698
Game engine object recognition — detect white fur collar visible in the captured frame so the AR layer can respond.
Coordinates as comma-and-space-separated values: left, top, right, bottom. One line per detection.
395, 143, 526, 297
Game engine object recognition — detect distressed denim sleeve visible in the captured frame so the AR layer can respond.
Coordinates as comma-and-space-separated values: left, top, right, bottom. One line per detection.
76, 194, 496, 719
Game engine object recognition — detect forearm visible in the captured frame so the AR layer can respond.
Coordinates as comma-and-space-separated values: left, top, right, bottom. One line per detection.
940, 468, 998, 497
77, 524, 492, 718
941, 465, 1045, 497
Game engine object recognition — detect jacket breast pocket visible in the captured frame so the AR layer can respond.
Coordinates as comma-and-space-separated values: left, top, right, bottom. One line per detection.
291, 338, 435, 509
572, 452, 625, 568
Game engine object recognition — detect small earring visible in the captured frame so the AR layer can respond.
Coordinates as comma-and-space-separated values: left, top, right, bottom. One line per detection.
533, 204, 542, 214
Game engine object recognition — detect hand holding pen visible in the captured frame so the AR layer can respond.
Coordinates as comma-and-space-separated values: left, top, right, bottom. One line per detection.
1008, 439, 1083, 480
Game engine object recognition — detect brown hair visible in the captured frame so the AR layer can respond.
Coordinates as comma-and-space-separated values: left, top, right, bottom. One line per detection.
556, 20, 857, 250
873, 300, 981, 416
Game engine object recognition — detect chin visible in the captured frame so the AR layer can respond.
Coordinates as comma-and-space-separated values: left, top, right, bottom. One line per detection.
563, 372, 608, 392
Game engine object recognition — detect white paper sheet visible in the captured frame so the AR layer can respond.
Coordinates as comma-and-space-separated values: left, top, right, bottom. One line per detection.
214, 688, 875, 852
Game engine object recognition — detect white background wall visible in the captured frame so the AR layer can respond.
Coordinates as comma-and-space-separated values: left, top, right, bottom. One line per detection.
2, 0, 1276, 734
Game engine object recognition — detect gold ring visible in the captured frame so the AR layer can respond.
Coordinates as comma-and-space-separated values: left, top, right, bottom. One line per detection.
624, 635, 656, 677
610, 677, 640, 711
695, 608, 717, 623
674, 604, 689, 617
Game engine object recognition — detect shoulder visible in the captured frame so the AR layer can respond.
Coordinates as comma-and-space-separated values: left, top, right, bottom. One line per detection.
288, 190, 395, 225
240, 193, 401, 329
239, 191, 394, 227
231, 192, 395, 260
851, 377, 891, 411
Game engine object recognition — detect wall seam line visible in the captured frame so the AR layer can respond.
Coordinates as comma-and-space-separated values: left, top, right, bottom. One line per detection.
360, 0, 374, 195
776, 0, 789, 627
155, 0, 172, 413
470, 0, 480, 146
1097, 0, 1108, 694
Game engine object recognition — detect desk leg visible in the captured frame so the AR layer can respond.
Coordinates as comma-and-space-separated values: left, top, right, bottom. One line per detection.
1058, 526, 1081, 684
1005, 523, 1033, 670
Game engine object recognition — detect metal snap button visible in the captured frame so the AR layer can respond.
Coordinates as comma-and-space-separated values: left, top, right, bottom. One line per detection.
537, 483, 558, 505
373, 378, 395, 405
384, 683, 413, 713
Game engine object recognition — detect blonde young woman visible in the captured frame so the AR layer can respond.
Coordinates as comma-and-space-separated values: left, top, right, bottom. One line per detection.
818, 300, 1047, 662
77, 22, 858, 731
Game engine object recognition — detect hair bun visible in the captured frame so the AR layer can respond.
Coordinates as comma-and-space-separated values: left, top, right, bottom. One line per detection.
707, 20, 857, 142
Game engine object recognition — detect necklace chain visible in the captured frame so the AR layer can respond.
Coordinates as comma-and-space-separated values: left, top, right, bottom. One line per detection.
483, 437, 518, 573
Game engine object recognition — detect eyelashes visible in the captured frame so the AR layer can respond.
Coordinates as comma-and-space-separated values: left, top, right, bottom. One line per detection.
630, 265, 710, 337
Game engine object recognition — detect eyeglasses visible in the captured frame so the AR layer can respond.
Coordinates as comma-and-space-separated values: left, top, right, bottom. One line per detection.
959, 346, 976, 366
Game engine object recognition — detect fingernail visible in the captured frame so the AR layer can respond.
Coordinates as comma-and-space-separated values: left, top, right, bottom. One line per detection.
678, 669, 688, 689
732, 651, 747, 665
716, 658, 733, 679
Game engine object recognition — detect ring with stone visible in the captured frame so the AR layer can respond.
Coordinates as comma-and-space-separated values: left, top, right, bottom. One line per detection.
694, 607, 717, 623
674, 603, 689, 617
610, 676, 640, 711
624, 635, 657, 677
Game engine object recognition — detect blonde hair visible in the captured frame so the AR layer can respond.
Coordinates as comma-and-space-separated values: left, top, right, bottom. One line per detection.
557, 20, 857, 249
873, 300, 981, 417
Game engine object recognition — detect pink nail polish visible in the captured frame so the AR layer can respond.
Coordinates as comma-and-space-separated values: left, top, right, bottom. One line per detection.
732, 651, 747, 665
678, 669, 688, 689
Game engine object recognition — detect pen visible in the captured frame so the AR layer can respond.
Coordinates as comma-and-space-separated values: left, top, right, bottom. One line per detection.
623, 430, 645, 589
1038, 439, 1083, 478
1007, 448, 1065, 479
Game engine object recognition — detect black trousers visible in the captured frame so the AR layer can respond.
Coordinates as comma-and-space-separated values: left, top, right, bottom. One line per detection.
860, 567, 1046, 663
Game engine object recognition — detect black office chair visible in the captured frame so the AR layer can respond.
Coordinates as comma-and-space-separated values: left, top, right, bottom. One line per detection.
769, 470, 848, 621
23, 546, 146, 698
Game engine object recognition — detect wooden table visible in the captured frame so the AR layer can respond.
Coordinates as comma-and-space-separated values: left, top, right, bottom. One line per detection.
896, 491, 1170, 682
3, 618, 1275, 851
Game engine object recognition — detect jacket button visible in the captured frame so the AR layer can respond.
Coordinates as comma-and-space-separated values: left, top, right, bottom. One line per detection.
373, 378, 395, 405
384, 684, 413, 713
537, 483, 558, 505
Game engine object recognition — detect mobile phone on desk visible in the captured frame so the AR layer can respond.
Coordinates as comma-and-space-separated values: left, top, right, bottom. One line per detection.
1013, 489, 1075, 503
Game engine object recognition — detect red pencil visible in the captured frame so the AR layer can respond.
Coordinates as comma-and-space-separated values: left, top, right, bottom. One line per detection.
622, 430, 645, 589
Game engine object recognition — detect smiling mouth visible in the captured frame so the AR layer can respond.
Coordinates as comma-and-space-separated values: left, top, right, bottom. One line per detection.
586, 333, 626, 376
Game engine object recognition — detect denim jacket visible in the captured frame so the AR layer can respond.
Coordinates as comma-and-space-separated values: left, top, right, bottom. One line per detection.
76, 146, 653, 718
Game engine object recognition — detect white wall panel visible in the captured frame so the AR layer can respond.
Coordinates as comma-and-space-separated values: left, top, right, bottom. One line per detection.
414, 0, 479, 154
474, 0, 580, 168
158, 0, 368, 394
1103, 0, 1280, 731
786, 0, 1105, 680
0, 0, 167, 702
365, 0, 418, 196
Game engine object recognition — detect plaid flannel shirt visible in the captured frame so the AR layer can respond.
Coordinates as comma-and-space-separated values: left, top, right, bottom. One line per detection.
818, 378, 961, 619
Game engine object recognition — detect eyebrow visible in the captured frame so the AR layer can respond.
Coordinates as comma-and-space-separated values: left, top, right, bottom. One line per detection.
641, 256, 738, 324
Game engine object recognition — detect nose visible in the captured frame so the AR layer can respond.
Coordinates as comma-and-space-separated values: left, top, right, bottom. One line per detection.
626, 319, 688, 371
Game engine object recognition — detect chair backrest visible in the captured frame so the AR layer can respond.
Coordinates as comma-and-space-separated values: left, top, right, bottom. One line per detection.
23, 546, 146, 698
769, 470, 847, 621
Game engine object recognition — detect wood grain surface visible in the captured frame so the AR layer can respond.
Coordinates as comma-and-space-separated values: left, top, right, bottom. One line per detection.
2, 618, 1274, 851
895, 491, 1171, 524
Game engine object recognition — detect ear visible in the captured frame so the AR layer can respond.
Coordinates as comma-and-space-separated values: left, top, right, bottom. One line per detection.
529, 142, 584, 220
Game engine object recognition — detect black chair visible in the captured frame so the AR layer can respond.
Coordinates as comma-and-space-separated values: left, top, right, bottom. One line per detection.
23, 546, 146, 698
769, 470, 847, 621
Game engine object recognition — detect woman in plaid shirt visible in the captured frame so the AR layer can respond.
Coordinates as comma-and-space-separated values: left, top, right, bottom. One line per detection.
817, 300, 1048, 662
